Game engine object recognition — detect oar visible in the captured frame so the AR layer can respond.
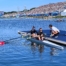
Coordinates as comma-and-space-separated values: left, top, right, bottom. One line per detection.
0, 36, 21, 45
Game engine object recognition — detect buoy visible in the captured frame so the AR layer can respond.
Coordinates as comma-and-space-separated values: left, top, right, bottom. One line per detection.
0, 41, 5, 45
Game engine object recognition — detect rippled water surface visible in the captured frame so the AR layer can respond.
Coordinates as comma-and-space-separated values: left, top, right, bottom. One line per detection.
0, 18, 66, 66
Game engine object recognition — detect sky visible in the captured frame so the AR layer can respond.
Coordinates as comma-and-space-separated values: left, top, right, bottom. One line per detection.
0, 0, 66, 12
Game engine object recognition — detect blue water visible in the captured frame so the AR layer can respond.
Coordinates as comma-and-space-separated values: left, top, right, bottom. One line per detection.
0, 18, 66, 66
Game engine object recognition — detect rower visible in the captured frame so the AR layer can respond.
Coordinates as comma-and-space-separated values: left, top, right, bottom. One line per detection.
37, 28, 45, 40
37, 28, 44, 35
49, 24, 60, 38
30, 26, 37, 34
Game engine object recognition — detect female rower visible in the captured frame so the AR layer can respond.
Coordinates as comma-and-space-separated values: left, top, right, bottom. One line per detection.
37, 28, 45, 41
38, 28, 44, 35
30, 26, 37, 34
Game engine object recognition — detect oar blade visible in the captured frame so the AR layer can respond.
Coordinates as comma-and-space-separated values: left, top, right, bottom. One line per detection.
0, 41, 5, 45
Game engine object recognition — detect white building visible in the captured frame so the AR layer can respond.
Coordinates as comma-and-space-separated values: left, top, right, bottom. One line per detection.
61, 9, 66, 16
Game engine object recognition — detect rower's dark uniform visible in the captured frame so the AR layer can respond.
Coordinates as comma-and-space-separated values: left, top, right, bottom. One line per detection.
37, 28, 45, 40
30, 26, 37, 34
37, 32, 44, 35
30, 29, 37, 34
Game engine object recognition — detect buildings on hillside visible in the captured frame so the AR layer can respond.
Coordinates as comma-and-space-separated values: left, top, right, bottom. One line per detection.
0, 2, 66, 18
24, 2, 66, 16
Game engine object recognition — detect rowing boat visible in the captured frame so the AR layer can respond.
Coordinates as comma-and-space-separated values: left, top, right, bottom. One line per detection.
18, 30, 66, 47
18, 31, 64, 50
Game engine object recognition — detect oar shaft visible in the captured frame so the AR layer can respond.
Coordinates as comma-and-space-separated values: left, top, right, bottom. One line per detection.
0, 36, 21, 45
5, 37, 21, 42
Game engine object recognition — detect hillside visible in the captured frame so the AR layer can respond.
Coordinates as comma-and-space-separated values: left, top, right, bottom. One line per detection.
26, 2, 66, 15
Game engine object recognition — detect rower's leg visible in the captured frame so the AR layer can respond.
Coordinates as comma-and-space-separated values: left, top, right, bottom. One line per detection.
50, 31, 59, 38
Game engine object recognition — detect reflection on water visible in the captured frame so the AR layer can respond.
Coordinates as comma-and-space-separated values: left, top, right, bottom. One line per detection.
31, 43, 37, 56
30, 43, 44, 60
31, 43, 44, 53
30, 42, 58, 58
50, 48, 57, 56
38, 44, 44, 54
